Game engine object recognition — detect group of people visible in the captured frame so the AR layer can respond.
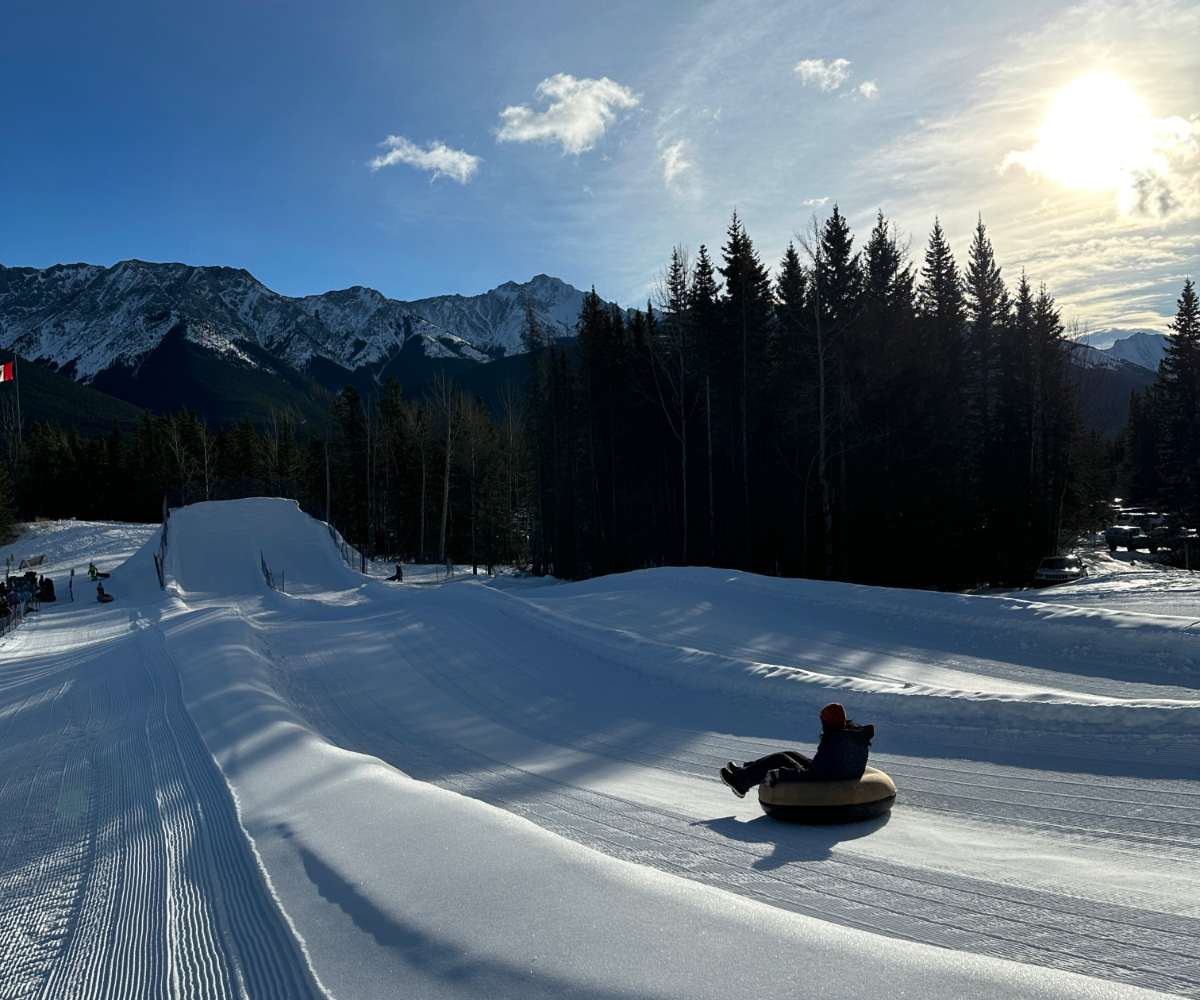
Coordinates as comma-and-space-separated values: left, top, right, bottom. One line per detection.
0, 571, 57, 625
0, 562, 113, 618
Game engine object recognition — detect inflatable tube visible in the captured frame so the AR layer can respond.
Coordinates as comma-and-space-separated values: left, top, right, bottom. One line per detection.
758, 766, 895, 824
97, 594, 115, 603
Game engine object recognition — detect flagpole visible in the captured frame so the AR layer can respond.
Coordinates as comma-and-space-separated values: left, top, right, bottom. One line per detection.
13, 357, 20, 443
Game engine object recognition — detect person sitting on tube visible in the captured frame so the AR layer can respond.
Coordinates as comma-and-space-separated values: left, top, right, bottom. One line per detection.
719, 702, 874, 798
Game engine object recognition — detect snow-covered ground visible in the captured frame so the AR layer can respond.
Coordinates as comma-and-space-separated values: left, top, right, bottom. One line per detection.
2, 500, 1197, 999
4, 518, 158, 586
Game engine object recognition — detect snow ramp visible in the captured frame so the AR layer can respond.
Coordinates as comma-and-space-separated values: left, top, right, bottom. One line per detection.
168, 497, 359, 599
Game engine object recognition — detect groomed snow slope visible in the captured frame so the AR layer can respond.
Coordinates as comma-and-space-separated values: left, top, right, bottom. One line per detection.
2, 498, 1197, 999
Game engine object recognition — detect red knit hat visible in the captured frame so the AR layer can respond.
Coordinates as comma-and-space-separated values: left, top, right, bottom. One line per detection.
819, 702, 847, 727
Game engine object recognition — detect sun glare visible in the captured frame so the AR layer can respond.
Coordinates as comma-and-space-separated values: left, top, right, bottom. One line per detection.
1004, 72, 1195, 212
1007, 74, 1159, 190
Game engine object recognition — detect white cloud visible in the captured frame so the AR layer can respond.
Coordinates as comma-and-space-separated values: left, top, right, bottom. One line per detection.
369, 136, 480, 184
794, 58, 851, 92
803, 197, 829, 206
661, 141, 692, 185
858, 80, 879, 99
496, 74, 639, 155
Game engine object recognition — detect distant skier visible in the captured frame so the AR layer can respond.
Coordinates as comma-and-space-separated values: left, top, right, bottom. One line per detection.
719, 703, 875, 798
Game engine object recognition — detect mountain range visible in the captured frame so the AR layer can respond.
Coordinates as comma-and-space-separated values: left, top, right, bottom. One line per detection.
0, 260, 595, 425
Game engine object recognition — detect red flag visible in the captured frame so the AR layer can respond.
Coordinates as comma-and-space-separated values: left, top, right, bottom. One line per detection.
0, 363, 12, 383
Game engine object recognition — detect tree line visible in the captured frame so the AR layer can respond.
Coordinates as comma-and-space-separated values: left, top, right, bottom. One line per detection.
6, 376, 532, 573
525, 209, 1108, 588
3, 206, 1192, 588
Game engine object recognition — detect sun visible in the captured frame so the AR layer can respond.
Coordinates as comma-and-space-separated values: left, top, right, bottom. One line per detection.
1006, 73, 1162, 191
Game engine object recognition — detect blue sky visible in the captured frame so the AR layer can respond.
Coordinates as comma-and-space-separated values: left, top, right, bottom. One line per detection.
3, 0, 1198, 335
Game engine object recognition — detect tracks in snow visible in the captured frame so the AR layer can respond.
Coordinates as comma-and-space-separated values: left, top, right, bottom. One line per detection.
0, 609, 323, 1000
264, 598, 1200, 999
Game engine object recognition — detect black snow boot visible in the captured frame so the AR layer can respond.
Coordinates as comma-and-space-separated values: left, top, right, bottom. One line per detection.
720, 764, 747, 798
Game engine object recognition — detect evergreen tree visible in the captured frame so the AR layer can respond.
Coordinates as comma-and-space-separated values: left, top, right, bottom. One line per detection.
1158, 278, 1200, 518
330, 387, 367, 540
648, 246, 695, 563
965, 216, 1009, 438
772, 240, 819, 573
1122, 386, 1164, 500
718, 212, 773, 567
917, 219, 966, 366
577, 287, 624, 573
691, 246, 722, 564
916, 219, 974, 582
814, 206, 863, 579
964, 217, 1010, 578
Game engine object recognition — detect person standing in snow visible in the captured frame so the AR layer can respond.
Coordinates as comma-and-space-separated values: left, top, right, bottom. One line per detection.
719, 703, 874, 798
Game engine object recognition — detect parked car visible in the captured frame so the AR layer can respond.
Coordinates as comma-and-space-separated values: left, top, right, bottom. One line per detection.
1104, 524, 1160, 552
1034, 555, 1088, 586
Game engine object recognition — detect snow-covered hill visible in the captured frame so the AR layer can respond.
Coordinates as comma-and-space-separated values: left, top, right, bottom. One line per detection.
0, 260, 590, 385
2, 500, 1197, 998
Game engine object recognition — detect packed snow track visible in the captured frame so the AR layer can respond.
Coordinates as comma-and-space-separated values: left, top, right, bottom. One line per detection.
1, 499, 1197, 999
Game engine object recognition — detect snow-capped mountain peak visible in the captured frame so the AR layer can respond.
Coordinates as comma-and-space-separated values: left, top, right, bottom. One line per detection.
0, 260, 594, 386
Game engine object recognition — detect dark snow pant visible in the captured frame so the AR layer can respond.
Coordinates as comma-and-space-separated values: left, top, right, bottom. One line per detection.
728, 750, 812, 794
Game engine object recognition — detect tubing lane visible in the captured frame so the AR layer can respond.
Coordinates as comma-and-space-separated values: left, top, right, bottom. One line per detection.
0, 603, 324, 1000
144, 624, 326, 1000
260, 605, 1200, 998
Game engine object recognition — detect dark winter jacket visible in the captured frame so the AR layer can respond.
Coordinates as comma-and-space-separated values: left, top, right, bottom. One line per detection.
771, 721, 874, 783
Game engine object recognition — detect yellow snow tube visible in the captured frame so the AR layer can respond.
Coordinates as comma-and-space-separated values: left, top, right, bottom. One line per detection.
758, 766, 895, 824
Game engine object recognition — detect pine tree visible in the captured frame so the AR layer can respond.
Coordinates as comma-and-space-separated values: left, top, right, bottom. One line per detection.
1122, 386, 1163, 500
648, 246, 694, 563
718, 212, 772, 566
330, 387, 366, 542
855, 211, 924, 584
917, 219, 965, 361
964, 217, 1010, 577
915, 219, 973, 584
577, 287, 623, 572
1158, 278, 1200, 517
817, 206, 862, 329
816, 206, 863, 579
1029, 284, 1074, 563
772, 241, 817, 569
691, 247, 721, 564
965, 216, 1009, 436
